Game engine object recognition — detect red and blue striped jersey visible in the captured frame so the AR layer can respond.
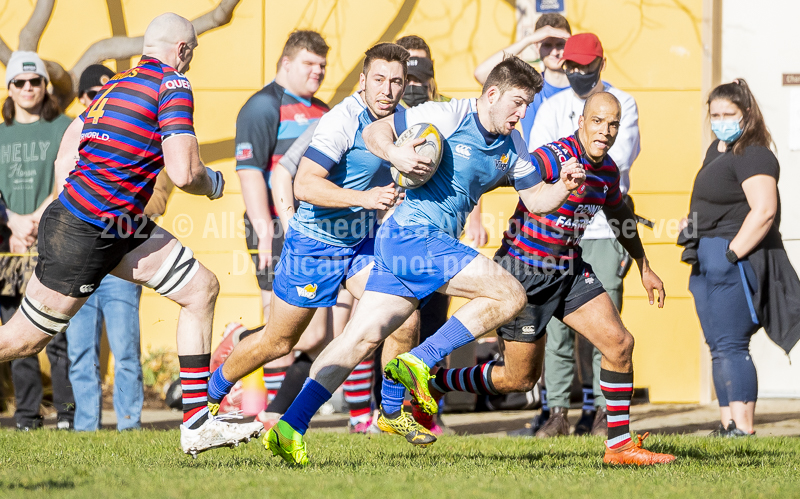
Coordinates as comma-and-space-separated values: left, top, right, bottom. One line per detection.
58, 57, 195, 234
499, 134, 623, 272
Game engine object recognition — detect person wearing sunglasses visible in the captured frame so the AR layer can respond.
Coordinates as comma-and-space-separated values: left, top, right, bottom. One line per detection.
0, 51, 74, 431
77, 64, 116, 107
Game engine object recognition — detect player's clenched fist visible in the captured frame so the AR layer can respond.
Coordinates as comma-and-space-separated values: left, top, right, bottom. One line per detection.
360, 184, 400, 210
559, 156, 585, 191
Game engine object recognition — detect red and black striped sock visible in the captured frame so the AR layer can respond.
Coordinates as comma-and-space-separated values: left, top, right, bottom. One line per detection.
179, 354, 211, 430
263, 366, 286, 404
430, 361, 499, 395
344, 358, 374, 424
600, 369, 633, 449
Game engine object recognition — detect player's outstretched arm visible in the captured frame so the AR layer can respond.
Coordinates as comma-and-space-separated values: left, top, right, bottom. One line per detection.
517, 156, 585, 215
163, 134, 223, 199
362, 118, 432, 177
603, 201, 665, 308
294, 157, 399, 211
473, 26, 570, 85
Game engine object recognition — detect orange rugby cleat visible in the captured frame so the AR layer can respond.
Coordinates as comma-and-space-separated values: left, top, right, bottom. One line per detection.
602, 432, 676, 466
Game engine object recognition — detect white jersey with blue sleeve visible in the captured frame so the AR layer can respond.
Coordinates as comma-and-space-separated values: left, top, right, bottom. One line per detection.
290, 92, 393, 247
391, 98, 543, 238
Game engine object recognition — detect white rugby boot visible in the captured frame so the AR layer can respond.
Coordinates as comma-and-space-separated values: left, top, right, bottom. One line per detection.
181, 410, 264, 458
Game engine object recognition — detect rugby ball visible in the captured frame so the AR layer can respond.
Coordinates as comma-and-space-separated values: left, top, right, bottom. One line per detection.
391, 122, 443, 189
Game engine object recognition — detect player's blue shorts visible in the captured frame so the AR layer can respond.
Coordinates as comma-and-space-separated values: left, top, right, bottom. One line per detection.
365, 216, 478, 304
273, 227, 374, 308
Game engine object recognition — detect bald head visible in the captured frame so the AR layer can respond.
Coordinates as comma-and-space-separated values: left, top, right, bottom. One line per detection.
144, 13, 196, 50
578, 92, 622, 163
583, 91, 621, 119
142, 13, 197, 72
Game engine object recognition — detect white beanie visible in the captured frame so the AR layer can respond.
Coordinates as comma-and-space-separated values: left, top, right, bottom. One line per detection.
5, 51, 49, 87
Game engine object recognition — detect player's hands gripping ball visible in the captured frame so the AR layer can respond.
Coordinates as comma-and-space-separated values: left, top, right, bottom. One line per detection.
389, 123, 443, 189
559, 156, 585, 191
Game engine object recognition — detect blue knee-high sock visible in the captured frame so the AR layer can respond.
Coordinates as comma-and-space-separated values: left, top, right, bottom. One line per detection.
281, 378, 332, 435
207, 367, 235, 404
381, 377, 406, 414
409, 316, 474, 368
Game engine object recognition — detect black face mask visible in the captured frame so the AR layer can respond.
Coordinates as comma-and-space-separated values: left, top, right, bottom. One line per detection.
566, 67, 601, 97
403, 85, 429, 107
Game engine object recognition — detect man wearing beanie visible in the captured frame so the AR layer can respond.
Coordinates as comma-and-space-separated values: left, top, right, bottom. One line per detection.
76, 64, 116, 107
0, 50, 74, 430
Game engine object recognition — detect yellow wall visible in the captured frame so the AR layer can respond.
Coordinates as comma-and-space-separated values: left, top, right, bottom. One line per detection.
0, 0, 706, 402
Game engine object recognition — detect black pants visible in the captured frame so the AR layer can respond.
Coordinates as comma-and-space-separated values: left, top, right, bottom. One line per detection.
1, 295, 75, 426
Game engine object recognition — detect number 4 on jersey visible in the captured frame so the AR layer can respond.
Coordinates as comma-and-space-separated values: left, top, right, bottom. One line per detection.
87, 83, 118, 124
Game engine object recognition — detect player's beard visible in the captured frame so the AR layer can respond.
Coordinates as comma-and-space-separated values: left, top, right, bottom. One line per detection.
488, 106, 513, 136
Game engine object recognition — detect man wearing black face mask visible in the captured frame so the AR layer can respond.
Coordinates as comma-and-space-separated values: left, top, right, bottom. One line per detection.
526, 32, 641, 439
402, 56, 435, 108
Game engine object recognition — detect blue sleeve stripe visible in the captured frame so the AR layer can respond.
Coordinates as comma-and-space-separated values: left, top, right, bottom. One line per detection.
512, 171, 543, 191
304, 146, 337, 171
394, 109, 407, 135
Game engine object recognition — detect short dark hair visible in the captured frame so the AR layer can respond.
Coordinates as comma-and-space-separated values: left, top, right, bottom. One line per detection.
708, 78, 773, 155
395, 35, 431, 58
482, 55, 543, 101
279, 30, 329, 66
3, 91, 61, 126
534, 13, 571, 34
363, 43, 410, 78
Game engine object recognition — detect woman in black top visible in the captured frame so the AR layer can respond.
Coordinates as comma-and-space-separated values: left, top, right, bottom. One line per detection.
684, 79, 780, 437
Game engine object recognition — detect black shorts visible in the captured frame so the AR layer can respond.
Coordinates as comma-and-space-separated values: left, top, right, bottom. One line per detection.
243, 213, 285, 291
495, 254, 605, 343
35, 200, 157, 298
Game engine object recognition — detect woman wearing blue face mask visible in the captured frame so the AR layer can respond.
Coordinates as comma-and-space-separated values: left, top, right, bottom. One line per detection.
680, 79, 800, 438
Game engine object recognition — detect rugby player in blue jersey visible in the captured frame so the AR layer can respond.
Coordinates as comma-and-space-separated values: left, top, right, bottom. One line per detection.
265, 55, 586, 465
206, 43, 434, 454
395, 92, 674, 466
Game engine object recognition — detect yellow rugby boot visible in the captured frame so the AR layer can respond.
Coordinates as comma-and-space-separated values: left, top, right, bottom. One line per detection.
384, 353, 437, 414
264, 420, 310, 466
376, 406, 437, 447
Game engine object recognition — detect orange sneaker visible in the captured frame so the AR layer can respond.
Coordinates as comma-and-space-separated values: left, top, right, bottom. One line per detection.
603, 432, 676, 466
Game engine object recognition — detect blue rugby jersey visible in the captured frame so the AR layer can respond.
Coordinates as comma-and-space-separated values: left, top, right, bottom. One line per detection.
59, 57, 195, 234
499, 134, 624, 271
391, 98, 542, 238
290, 92, 393, 247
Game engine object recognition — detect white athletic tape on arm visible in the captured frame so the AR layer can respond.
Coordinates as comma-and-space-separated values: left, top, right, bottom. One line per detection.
206, 167, 224, 200
20, 294, 71, 336
145, 241, 200, 296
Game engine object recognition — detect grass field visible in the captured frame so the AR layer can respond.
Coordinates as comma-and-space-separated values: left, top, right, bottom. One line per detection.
1, 429, 799, 498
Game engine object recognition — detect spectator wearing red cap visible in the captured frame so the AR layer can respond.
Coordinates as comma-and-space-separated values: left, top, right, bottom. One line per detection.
473, 13, 572, 145
523, 32, 641, 439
